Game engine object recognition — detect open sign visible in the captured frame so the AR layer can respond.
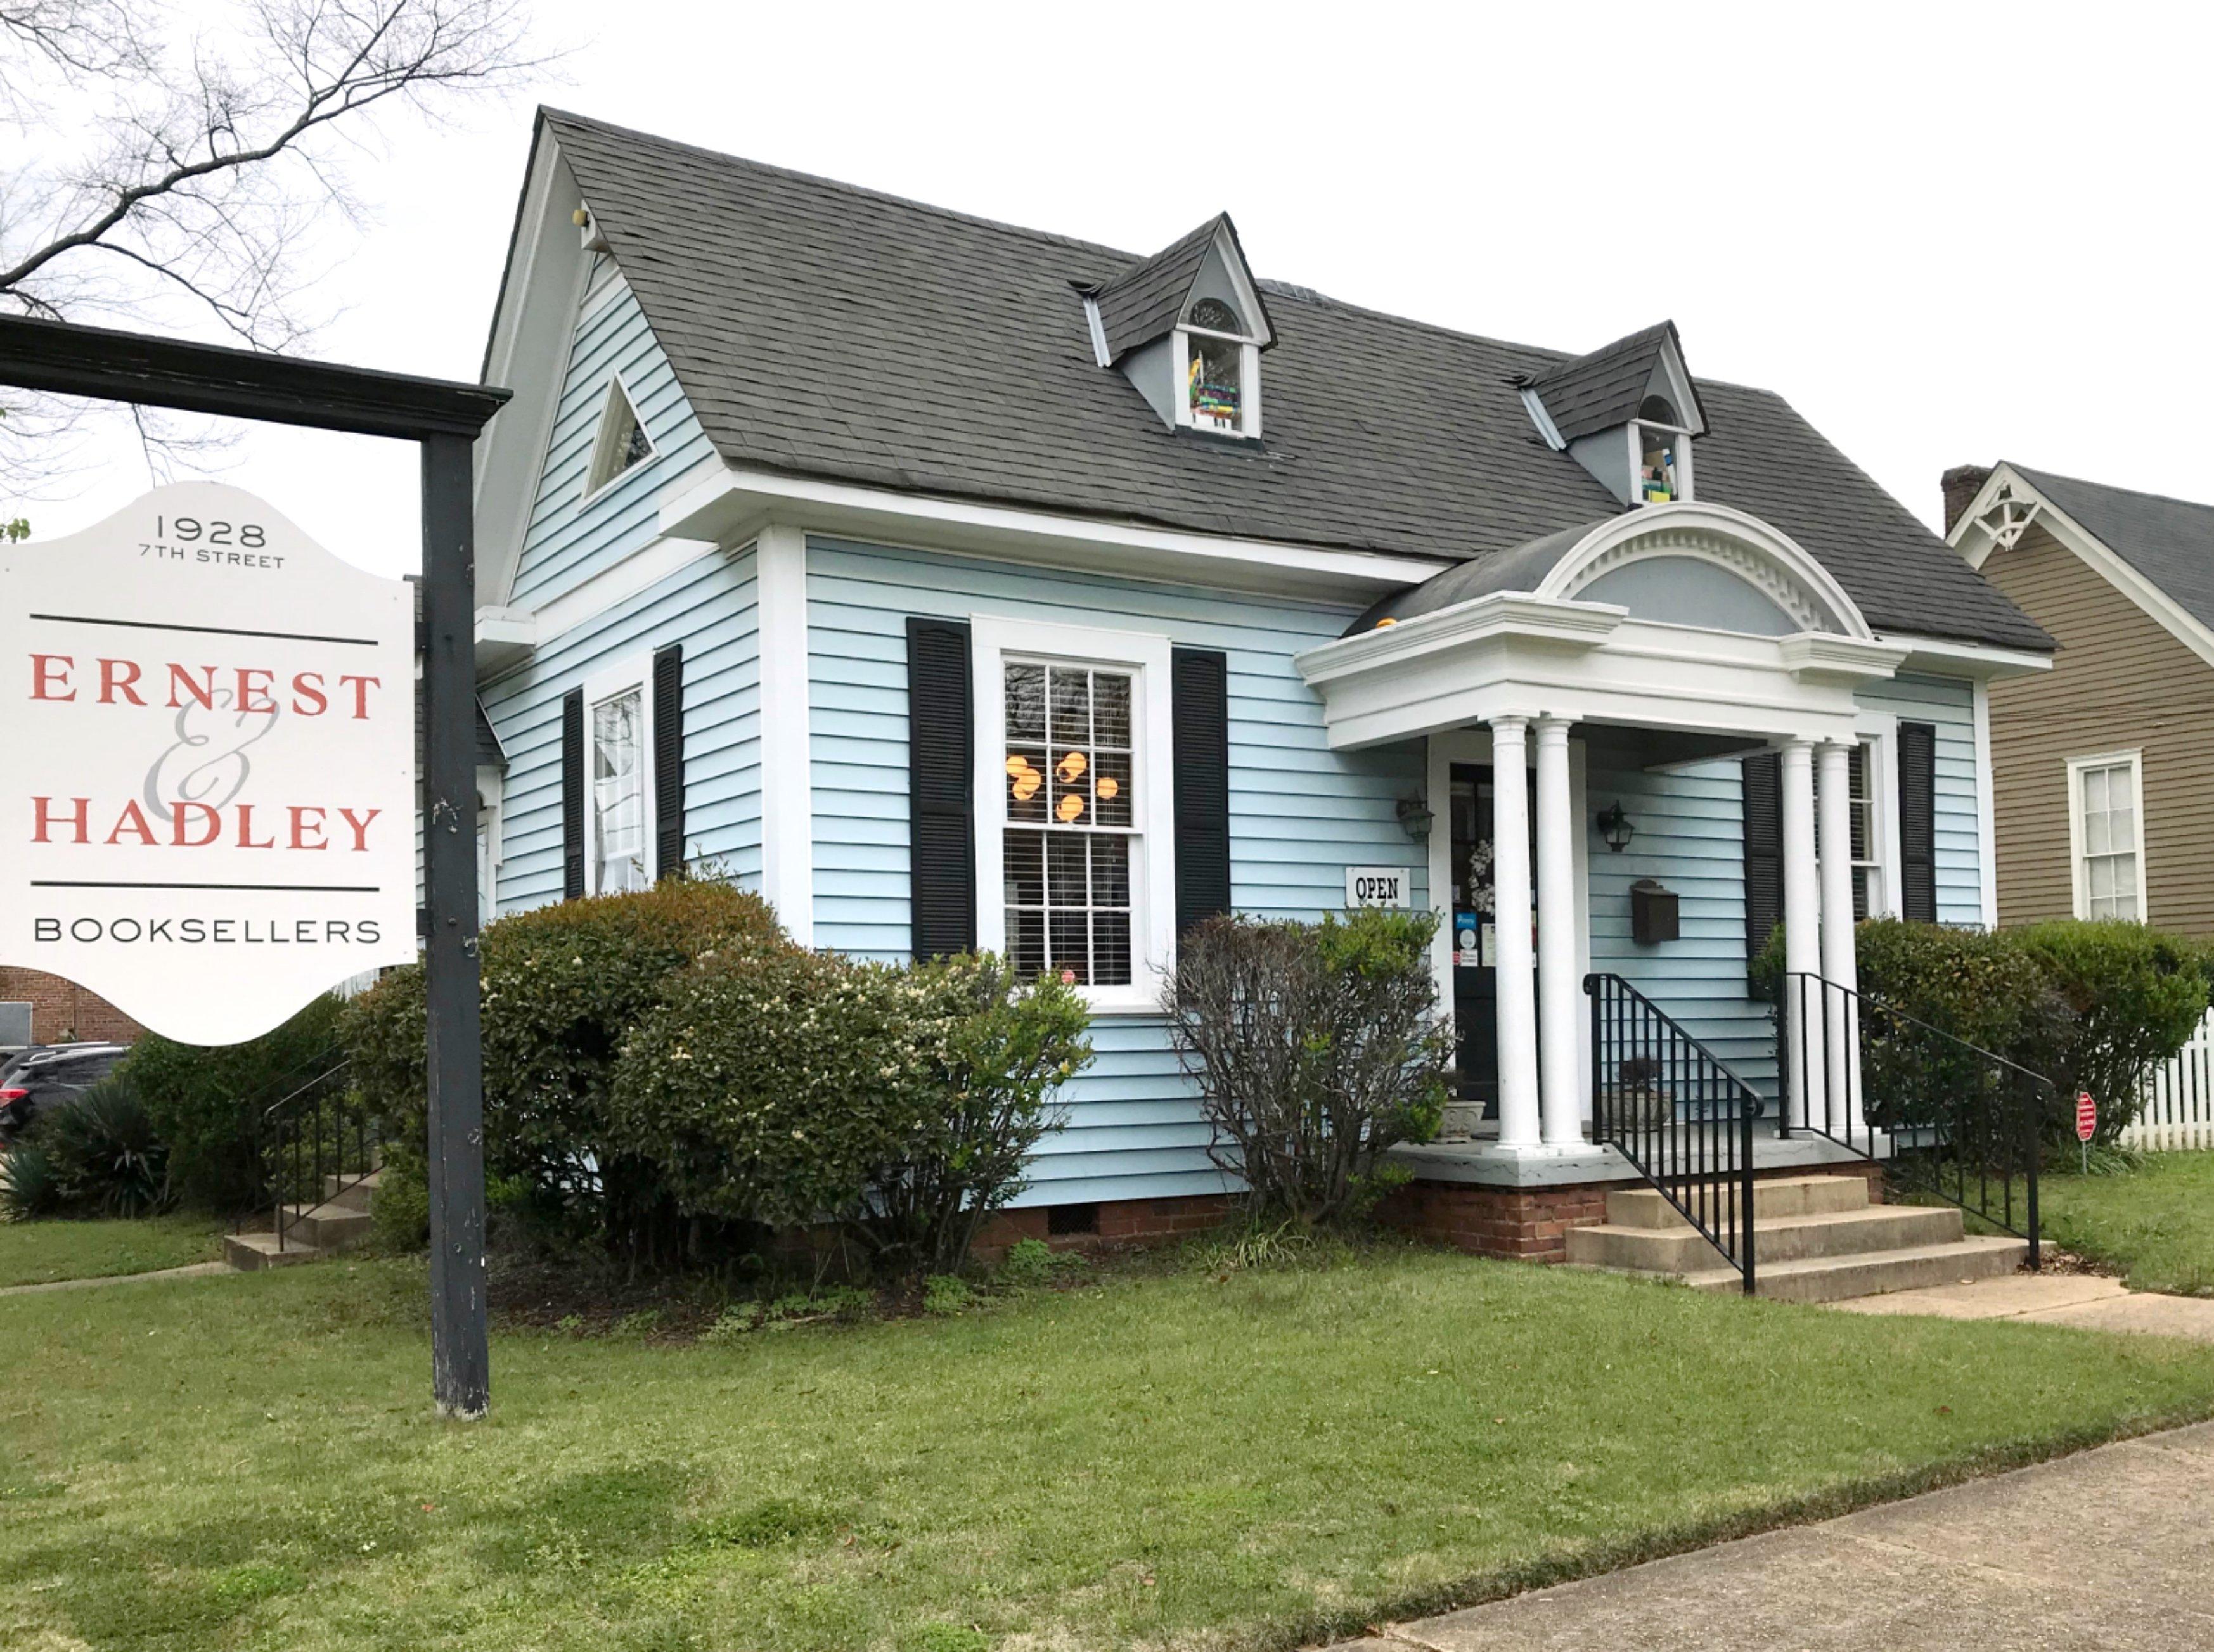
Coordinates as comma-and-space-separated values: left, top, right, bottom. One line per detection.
1345, 866, 1410, 908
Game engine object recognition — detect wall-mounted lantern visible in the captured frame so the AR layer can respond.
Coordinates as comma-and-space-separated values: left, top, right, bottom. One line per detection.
1396, 797, 1434, 842
1597, 801, 1635, 853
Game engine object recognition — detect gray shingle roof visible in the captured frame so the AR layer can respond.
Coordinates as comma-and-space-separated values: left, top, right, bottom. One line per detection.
2011, 464, 2214, 637
1524, 320, 1704, 442
538, 108, 2047, 653
1092, 215, 1217, 362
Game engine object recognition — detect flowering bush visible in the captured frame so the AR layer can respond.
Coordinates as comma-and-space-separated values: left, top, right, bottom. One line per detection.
1165, 908, 1449, 1226
608, 949, 1091, 1276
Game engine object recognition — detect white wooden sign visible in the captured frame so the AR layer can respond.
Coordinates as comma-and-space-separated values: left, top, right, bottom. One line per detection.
1344, 865, 1410, 908
1, 483, 415, 1045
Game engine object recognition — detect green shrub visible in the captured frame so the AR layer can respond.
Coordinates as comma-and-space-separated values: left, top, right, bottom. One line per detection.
610, 947, 1090, 1279
0, 1137, 60, 1219
608, 949, 922, 1231
851, 953, 1090, 1277
369, 1137, 430, 1252
0, 1075, 171, 1219
2016, 919, 2214, 1144
1760, 917, 2214, 1149
344, 879, 792, 1258
124, 995, 345, 1213
1165, 907, 1449, 1226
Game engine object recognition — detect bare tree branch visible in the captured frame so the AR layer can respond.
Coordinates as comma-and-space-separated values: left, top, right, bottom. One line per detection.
0, 0, 547, 498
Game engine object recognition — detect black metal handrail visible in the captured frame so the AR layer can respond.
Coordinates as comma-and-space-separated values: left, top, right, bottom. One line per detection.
1777, 971, 2044, 1265
229, 1047, 368, 1253
1586, 973, 1761, 1294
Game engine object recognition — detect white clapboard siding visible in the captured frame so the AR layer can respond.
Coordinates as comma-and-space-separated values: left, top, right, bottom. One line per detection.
2130, 1007, 2214, 1151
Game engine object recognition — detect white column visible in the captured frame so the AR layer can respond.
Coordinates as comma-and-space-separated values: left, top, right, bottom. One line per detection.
1535, 717, 1582, 1148
755, 523, 814, 945
1780, 738, 1823, 1129
1490, 716, 1541, 1151
1817, 740, 1862, 1134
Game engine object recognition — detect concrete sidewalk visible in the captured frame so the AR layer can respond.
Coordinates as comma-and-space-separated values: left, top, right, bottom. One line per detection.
1829, 1272, 2214, 1339
1327, 1421, 2214, 1651
0, 1260, 229, 1298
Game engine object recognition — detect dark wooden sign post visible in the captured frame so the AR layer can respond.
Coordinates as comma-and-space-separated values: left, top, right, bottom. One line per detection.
0, 312, 510, 1418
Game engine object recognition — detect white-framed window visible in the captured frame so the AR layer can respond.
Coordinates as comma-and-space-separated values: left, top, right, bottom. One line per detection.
581, 375, 655, 502
1174, 296, 1261, 440
971, 617, 1176, 1013
1833, 717, 1903, 920
583, 657, 657, 895
476, 777, 503, 927
1633, 395, 1694, 504
2068, 751, 2146, 921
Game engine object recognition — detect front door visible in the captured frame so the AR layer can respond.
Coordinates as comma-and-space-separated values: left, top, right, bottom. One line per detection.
1448, 761, 1538, 1110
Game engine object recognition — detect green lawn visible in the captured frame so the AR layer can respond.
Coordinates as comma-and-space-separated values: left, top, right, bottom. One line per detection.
2038, 1150, 2214, 1295
8, 1249, 2214, 1652
0, 1213, 225, 1288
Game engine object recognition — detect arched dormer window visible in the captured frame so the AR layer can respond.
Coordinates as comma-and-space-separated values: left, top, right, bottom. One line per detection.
1178, 295, 1259, 439
1088, 214, 1271, 441
1519, 321, 1704, 507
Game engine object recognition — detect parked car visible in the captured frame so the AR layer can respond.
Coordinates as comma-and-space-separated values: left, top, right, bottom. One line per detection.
0, 1042, 131, 1142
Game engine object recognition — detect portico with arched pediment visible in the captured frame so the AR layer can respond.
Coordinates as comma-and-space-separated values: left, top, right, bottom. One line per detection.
1297, 503, 1905, 1163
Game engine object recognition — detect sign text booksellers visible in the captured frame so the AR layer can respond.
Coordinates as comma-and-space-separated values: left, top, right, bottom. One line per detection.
2, 482, 414, 1044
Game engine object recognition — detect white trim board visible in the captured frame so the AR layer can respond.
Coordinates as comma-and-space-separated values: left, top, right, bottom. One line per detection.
756, 524, 814, 944
657, 458, 1446, 601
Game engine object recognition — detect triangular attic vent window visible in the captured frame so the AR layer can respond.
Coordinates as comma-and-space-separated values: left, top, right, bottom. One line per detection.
582, 378, 654, 500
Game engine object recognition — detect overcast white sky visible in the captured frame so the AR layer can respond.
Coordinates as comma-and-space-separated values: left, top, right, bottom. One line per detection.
29, 1, 2214, 580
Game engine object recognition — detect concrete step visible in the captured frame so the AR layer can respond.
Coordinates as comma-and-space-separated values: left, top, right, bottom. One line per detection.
224, 1230, 328, 1271
1604, 1173, 1870, 1230
1682, 1235, 2030, 1304
278, 1200, 373, 1252
320, 1168, 382, 1213
1567, 1203, 1966, 1272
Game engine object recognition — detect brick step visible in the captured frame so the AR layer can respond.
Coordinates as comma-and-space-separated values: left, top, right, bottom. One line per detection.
1566, 1203, 1964, 1272
223, 1230, 328, 1271
1681, 1234, 2030, 1303
1603, 1173, 1870, 1231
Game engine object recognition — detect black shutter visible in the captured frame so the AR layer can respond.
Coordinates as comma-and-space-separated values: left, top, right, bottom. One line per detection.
1741, 751, 1784, 968
560, 688, 585, 900
653, 643, 685, 881
1172, 647, 1232, 938
1899, 720, 1938, 923
907, 617, 974, 958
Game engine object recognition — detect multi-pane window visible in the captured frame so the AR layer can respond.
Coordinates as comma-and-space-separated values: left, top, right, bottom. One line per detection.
1003, 662, 1134, 985
1848, 741, 1881, 919
591, 687, 648, 894
2076, 759, 2140, 919
1183, 297, 1247, 434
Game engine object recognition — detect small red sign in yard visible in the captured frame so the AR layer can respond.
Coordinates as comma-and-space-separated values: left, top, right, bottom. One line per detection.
2076, 1091, 2098, 1143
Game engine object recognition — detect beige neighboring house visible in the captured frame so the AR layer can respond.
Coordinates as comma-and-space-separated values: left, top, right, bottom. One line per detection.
1945, 463, 2214, 936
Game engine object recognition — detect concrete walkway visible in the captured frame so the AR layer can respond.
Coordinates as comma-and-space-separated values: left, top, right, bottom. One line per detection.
1829, 1272, 2214, 1339
0, 1260, 229, 1298
1329, 1421, 2214, 1651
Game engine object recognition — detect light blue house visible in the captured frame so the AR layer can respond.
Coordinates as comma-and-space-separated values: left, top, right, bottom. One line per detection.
467, 110, 2054, 1258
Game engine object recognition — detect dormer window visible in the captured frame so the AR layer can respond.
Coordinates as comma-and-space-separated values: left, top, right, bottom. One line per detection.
1178, 297, 1259, 439
1520, 322, 1706, 509
1089, 213, 1273, 441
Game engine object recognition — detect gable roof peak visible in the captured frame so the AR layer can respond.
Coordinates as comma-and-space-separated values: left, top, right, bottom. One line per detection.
1090, 210, 1272, 364
1523, 318, 1706, 444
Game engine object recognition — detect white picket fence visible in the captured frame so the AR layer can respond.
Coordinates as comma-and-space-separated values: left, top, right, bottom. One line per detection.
2130, 1006, 2214, 1151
